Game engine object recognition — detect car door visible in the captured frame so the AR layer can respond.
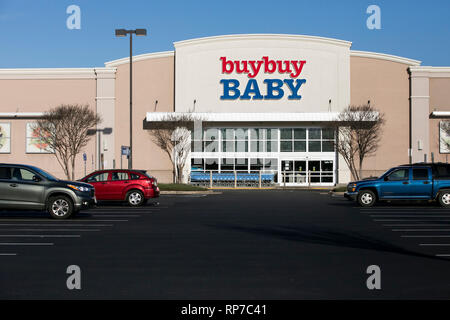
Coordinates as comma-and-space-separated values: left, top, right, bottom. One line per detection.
7, 167, 46, 208
0, 166, 13, 207
85, 172, 110, 200
108, 171, 130, 200
409, 167, 432, 198
380, 168, 411, 198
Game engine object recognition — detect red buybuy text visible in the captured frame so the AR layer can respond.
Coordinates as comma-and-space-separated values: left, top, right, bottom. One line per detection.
220, 56, 307, 78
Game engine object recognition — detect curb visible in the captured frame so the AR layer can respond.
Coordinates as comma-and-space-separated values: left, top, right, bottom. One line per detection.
160, 190, 219, 195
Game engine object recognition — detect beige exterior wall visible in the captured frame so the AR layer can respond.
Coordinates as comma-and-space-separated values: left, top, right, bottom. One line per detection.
0, 75, 97, 180
429, 78, 450, 162
350, 56, 412, 175
113, 55, 175, 183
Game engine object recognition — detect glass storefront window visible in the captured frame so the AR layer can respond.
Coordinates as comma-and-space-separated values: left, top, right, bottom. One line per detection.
322, 128, 335, 140
294, 128, 306, 139
235, 158, 248, 171
222, 140, 234, 152
309, 128, 321, 140
205, 158, 219, 170
191, 158, 204, 171
322, 141, 334, 152
294, 141, 306, 152
235, 140, 248, 152
266, 140, 278, 152
204, 128, 219, 141
280, 128, 292, 140
250, 158, 264, 171
221, 158, 234, 171
280, 141, 293, 152
266, 129, 278, 140
221, 128, 234, 140
204, 140, 218, 152
234, 128, 248, 140
309, 141, 321, 152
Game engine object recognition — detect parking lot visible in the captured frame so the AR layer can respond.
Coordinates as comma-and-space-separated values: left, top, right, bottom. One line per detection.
2, 191, 450, 299
360, 204, 450, 258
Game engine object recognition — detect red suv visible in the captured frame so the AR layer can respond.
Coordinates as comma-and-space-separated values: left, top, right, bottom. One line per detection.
80, 170, 159, 206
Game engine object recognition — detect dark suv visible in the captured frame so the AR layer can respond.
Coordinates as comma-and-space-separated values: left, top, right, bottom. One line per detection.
0, 164, 95, 219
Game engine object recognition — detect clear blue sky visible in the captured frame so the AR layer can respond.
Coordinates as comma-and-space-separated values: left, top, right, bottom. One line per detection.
0, 0, 449, 68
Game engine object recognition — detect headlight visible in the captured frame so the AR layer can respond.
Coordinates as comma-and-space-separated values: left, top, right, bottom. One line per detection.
67, 184, 90, 192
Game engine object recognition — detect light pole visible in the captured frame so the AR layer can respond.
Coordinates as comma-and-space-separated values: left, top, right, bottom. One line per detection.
115, 28, 147, 169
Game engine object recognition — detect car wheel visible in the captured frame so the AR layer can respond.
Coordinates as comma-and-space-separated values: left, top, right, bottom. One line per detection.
47, 195, 73, 219
127, 190, 145, 207
438, 190, 450, 207
357, 190, 376, 207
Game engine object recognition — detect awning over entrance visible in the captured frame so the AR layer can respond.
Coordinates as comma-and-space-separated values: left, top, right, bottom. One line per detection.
146, 112, 341, 123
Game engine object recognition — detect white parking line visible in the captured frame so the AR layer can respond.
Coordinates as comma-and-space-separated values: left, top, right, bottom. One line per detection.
0, 242, 53, 246
385, 224, 450, 227
0, 253, 17, 256
436, 254, 450, 257
392, 229, 450, 232
1, 229, 101, 232
0, 219, 128, 222
0, 235, 80, 238
370, 214, 450, 218
402, 235, 450, 238
419, 244, 450, 246
360, 207, 450, 210
91, 215, 139, 218
374, 219, 450, 222
0, 224, 113, 227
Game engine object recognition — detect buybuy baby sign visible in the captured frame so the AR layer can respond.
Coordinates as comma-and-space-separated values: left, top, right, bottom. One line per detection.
219, 56, 307, 100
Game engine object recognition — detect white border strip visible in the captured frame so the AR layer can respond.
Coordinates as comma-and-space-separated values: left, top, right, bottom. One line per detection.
104, 51, 174, 67
174, 34, 352, 48
350, 50, 421, 66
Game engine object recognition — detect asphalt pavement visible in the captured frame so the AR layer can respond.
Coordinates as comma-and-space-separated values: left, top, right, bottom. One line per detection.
1, 190, 450, 299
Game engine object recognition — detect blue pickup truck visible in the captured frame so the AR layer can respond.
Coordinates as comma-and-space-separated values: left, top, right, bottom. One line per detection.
344, 163, 450, 207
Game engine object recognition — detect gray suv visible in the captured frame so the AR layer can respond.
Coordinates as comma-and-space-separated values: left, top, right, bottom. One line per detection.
0, 164, 95, 219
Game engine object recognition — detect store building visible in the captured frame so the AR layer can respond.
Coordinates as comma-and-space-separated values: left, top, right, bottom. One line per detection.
1, 34, 449, 186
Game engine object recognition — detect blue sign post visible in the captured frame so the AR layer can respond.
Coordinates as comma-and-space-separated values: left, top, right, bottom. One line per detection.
121, 146, 130, 169
82, 153, 87, 176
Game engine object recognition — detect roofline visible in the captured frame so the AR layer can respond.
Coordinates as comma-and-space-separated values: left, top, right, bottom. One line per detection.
0, 67, 116, 80
350, 50, 421, 66
104, 51, 174, 67
0, 112, 44, 118
173, 34, 352, 48
409, 66, 450, 78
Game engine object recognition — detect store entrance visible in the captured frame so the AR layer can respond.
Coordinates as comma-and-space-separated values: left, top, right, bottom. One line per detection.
280, 159, 334, 186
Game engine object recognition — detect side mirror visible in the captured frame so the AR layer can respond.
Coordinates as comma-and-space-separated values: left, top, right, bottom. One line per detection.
32, 175, 42, 182
384, 176, 389, 181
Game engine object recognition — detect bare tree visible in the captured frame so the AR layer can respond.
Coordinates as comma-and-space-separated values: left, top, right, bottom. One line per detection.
33, 104, 101, 180
331, 104, 385, 181
148, 113, 201, 184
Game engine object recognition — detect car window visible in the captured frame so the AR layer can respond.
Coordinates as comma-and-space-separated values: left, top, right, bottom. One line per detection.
11, 168, 36, 181
0, 167, 11, 180
86, 172, 109, 182
413, 168, 429, 180
387, 169, 409, 181
434, 165, 450, 178
130, 173, 141, 180
111, 172, 129, 181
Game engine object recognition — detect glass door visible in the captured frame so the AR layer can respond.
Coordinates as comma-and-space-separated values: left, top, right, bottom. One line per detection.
280, 159, 334, 186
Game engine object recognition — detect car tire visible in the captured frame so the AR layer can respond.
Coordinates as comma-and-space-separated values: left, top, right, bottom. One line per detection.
357, 190, 376, 207
438, 190, 450, 207
47, 195, 73, 219
126, 190, 145, 207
